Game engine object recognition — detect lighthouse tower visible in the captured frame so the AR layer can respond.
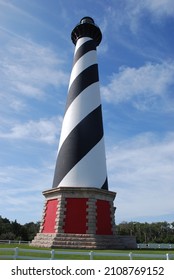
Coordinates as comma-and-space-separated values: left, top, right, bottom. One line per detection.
31, 17, 136, 249
52, 17, 108, 191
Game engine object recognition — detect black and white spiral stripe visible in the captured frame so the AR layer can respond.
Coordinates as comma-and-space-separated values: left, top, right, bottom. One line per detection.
52, 37, 108, 190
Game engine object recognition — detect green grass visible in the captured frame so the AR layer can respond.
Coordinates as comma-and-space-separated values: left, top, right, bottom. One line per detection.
0, 244, 174, 260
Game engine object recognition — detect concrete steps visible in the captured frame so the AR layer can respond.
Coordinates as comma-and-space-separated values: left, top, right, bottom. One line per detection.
31, 233, 56, 248
52, 234, 122, 249
31, 233, 136, 249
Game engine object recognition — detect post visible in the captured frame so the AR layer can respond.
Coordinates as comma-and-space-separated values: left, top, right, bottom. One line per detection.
50, 249, 55, 260
129, 252, 133, 260
89, 251, 94, 260
14, 247, 19, 260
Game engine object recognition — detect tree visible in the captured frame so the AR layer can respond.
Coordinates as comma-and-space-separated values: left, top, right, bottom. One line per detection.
0, 216, 40, 241
116, 221, 174, 243
11, 220, 22, 239
23, 222, 40, 241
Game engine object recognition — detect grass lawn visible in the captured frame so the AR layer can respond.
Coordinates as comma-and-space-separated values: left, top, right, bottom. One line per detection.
0, 244, 174, 260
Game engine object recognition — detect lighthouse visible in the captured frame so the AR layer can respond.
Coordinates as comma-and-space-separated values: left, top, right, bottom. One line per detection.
52, 17, 108, 191
31, 17, 137, 249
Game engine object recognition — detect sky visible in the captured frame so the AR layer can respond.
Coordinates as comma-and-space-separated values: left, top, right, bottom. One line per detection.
0, 0, 174, 225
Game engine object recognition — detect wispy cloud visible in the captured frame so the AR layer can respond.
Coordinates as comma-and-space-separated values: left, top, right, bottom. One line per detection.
108, 0, 174, 28
107, 132, 174, 222
0, 116, 62, 144
0, 0, 62, 36
0, 38, 68, 98
141, 0, 174, 18
0, 164, 53, 222
101, 61, 174, 111
126, 0, 174, 22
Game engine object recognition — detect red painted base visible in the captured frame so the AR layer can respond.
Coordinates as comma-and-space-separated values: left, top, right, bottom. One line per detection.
32, 188, 137, 249
40, 187, 116, 235
64, 198, 88, 234
96, 199, 112, 234
42, 199, 58, 233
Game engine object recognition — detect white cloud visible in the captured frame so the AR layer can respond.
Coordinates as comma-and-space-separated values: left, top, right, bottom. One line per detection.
0, 37, 69, 119
143, 0, 174, 18
0, 165, 53, 223
0, 39, 68, 98
107, 132, 174, 222
0, 116, 63, 144
127, 0, 174, 19
105, 0, 174, 34
101, 61, 174, 111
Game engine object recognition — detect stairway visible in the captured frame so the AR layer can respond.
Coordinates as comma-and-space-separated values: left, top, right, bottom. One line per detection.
31, 233, 136, 249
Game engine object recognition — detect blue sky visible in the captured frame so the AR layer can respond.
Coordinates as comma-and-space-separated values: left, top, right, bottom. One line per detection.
0, 0, 174, 225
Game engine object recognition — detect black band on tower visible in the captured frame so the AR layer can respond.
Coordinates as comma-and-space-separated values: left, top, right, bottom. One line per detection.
73, 39, 96, 66
52, 105, 104, 188
65, 64, 99, 112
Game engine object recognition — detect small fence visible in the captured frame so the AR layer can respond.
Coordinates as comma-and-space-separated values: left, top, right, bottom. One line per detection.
1, 240, 174, 249
0, 247, 174, 260
138, 243, 174, 249
0, 240, 30, 245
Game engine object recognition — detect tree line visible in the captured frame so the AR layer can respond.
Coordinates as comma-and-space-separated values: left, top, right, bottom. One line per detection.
0, 215, 174, 243
0, 216, 40, 241
116, 221, 174, 243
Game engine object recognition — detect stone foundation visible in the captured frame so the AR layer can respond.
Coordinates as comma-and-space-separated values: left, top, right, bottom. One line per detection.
31, 186, 137, 249
31, 233, 137, 249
